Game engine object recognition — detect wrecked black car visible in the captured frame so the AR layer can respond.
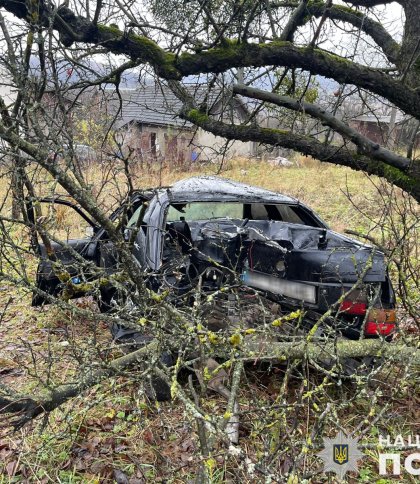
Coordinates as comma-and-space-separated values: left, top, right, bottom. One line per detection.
30, 176, 396, 346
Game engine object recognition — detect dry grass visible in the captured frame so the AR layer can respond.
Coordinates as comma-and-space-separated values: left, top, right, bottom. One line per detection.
0, 156, 385, 245
0, 156, 388, 234
83, 155, 387, 234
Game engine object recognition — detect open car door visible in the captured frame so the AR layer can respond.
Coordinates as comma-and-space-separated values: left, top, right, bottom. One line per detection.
27, 197, 100, 306
27, 192, 153, 306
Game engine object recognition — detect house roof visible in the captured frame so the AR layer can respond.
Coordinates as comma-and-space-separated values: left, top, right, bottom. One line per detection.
109, 84, 247, 130
352, 113, 405, 124
111, 85, 193, 129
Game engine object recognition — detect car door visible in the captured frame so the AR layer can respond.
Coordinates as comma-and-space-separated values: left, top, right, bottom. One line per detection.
28, 194, 152, 305
27, 197, 101, 305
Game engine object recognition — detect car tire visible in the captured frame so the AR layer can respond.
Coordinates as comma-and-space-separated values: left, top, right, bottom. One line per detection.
111, 324, 173, 401
339, 355, 383, 378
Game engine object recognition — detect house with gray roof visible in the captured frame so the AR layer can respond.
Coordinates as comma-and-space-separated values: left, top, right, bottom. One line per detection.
110, 84, 257, 165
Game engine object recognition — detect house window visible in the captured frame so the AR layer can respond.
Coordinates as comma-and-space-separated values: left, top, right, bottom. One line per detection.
151, 132, 157, 156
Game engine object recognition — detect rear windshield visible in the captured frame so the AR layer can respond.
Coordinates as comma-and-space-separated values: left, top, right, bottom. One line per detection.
166, 202, 320, 226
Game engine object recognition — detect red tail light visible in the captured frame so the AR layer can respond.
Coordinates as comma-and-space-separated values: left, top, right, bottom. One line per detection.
339, 300, 367, 315
364, 321, 395, 336
365, 308, 396, 336
340, 299, 396, 336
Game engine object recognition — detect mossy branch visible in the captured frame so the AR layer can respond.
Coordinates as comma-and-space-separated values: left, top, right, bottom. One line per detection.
181, 107, 420, 201
1, 337, 418, 430
273, 1, 400, 63
0, 340, 159, 429
233, 84, 412, 171
174, 42, 420, 120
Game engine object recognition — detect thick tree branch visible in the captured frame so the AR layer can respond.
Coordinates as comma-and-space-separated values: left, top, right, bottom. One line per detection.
238, 338, 420, 366
399, 0, 420, 87
344, 0, 397, 7
280, 1, 401, 63
175, 43, 420, 120
280, 0, 309, 41
179, 106, 419, 200
233, 84, 411, 171
0, 0, 178, 78
1, 338, 418, 430
0, 340, 159, 429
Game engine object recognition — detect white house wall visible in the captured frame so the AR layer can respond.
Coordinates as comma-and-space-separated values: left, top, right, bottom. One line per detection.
196, 129, 255, 160
119, 123, 195, 164
119, 123, 256, 164
0, 70, 17, 106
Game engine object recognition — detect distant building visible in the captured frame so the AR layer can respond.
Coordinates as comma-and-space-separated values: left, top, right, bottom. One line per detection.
349, 114, 404, 145
349, 113, 420, 152
0, 70, 17, 106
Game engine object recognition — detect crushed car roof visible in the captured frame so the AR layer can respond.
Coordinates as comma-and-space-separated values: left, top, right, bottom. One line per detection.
163, 176, 298, 203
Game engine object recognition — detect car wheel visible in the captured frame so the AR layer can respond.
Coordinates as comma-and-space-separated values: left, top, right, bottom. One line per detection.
111, 324, 173, 401
339, 355, 383, 379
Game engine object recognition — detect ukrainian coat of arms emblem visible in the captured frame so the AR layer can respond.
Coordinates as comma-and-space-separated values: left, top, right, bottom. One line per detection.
333, 444, 349, 465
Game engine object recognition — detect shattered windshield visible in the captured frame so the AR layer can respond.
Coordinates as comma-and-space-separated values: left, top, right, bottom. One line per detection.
167, 202, 316, 226
167, 202, 243, 221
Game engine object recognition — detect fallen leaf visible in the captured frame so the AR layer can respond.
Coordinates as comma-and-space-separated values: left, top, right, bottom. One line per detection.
6, 460, 18, 477
143, 429, 156, 445
114, 469, 130, 484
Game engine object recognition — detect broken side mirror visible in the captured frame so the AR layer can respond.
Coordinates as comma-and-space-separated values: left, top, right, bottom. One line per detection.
318, 229, 328, 249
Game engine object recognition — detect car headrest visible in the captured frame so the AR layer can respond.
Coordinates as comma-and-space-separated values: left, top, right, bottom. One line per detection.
168, 220, 192, 253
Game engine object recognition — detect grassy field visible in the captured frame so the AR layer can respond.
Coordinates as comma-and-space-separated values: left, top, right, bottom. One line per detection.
121, 157, 387, 232
0, 156, 393, 234
0, 158, 418, 483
